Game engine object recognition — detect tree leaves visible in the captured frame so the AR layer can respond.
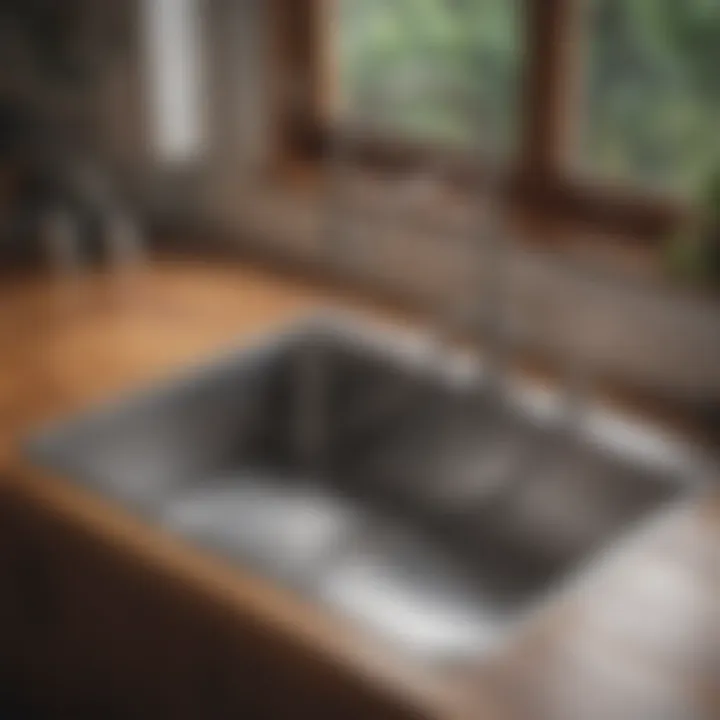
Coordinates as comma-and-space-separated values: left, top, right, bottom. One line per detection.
339, 0, 519, 151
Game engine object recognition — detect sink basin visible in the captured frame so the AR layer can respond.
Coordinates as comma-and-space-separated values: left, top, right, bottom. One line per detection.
27, 315, 699, 663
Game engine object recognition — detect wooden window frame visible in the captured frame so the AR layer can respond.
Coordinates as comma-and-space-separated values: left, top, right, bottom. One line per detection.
269, 0, 686, 241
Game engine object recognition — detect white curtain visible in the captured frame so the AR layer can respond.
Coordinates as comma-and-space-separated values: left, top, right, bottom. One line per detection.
141, 0, 205, 163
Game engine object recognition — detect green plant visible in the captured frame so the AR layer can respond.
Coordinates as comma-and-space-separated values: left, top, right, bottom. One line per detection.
666, 162, 720, 288
702, 166, 720, 222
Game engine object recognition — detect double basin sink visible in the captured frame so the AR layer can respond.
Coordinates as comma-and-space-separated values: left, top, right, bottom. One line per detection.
27, 316, 699, 663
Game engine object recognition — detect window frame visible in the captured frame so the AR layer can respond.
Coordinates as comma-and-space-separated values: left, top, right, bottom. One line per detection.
270, 0, 687, 240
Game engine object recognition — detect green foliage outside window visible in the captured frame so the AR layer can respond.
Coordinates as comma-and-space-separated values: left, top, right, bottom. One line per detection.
340, 0, 720, 195
584, 0, 720, 195
338, 0, 521, 154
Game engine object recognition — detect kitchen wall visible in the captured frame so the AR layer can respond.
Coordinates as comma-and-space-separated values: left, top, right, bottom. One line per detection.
87, 0, 273, 223
199, 0, 273, 214
206, 176, 720, 403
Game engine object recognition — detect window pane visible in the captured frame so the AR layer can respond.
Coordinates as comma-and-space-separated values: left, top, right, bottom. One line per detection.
338, 0, 521, 155
582, 0, 720, 195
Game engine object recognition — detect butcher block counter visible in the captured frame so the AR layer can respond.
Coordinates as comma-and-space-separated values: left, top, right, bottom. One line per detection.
0, 258, 717, 719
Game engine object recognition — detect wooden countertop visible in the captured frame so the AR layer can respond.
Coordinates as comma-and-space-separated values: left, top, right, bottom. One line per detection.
1, 259, 718, 719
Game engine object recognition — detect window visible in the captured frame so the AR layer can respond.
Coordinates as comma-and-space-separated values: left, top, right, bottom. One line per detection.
293, 0, 712, 237
337, 0, 522, 155
142, 0, 204, 162
581, 0, 720, 195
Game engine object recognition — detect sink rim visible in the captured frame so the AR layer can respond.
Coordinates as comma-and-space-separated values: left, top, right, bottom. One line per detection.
26, 310, 710, 482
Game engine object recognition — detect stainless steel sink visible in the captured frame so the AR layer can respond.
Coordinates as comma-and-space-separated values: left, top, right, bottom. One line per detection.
26, 315, 700, 663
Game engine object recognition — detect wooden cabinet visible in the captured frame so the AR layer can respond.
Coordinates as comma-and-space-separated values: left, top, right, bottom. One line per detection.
0, 480, 424, 718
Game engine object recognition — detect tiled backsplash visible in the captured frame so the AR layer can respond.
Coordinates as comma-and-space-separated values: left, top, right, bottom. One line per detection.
206, 179, 720, 401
